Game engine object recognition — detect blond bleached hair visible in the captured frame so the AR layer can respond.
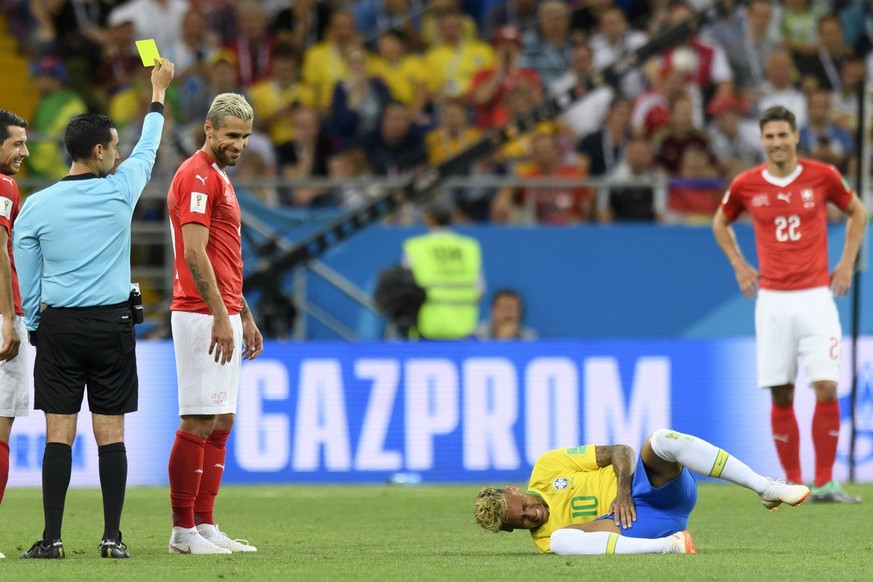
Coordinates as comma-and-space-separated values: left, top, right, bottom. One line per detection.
473, 487, 508, 533
207, 93, 254, 128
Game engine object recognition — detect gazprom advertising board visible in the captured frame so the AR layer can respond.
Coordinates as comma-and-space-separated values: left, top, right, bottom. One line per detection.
8, 338, 873, 487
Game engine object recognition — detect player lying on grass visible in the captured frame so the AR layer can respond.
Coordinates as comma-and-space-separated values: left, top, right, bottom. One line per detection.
474, 428, 810, 555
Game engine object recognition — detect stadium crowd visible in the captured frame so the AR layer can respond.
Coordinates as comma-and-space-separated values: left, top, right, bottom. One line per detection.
3, 0, 871, 225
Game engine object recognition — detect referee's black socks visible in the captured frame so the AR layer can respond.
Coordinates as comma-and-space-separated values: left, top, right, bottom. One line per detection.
42, 442, 72, 542
99, 442, 128, 542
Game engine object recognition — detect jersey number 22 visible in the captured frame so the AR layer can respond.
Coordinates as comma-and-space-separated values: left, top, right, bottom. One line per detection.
774, 215, 801, 242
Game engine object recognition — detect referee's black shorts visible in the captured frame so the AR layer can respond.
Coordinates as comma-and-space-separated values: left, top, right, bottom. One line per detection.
34, 302, 138, 415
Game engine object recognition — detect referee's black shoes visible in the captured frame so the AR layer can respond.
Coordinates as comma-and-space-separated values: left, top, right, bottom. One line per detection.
100, 532, 130, 558
20, 539, 64, 559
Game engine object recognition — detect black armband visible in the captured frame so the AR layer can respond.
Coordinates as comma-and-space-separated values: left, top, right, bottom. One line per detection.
149, 102, 165, 115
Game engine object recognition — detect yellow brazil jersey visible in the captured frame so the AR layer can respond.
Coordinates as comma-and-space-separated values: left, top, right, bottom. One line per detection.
497, 121, 576, 164
527, 446, 619, 553
423, 41, 494, 98
302, 42, 344, 110
372, 55, 426, 106
302, 43, 379, 111
425, 127, 481, 164
248, 80, 315, 145
421, 13, 479, 47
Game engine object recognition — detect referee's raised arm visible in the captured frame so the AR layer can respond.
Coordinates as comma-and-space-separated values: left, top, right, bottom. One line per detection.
149, 58, 174, 107
112, 58, 176, 205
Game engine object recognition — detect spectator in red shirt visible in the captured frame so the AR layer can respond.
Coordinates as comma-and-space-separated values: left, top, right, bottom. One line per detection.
659, 1, 734, 97
225, 0, 274, 88
468, 25, 541, 129
631, 58, 699, 139
492, 132, 592, 225
652, 93, 713, 175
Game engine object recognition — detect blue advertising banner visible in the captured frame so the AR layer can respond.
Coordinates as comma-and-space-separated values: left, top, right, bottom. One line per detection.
8, 338, 873, 487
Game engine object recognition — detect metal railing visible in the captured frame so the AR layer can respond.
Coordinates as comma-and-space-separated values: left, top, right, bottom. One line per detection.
12, 166, 869, 338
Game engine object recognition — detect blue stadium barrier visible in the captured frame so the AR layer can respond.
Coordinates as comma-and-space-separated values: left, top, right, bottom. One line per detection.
275, 222, 873, 340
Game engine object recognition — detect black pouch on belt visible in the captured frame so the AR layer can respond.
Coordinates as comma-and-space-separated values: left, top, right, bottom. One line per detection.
129, 283, 144, 324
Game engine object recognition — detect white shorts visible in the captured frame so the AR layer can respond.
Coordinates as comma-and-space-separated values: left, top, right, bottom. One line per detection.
0, 315, 30, 417
755, 287, 841, 388
171, 311, 242, 416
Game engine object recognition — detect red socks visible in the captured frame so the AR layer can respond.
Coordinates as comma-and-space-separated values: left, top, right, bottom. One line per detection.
812, 400, 840, 487
194, 429, 230, 526
0, 440, 8, 505
168, 430, 206, 529
770, 402, 802, 484
771, 400, 841, 486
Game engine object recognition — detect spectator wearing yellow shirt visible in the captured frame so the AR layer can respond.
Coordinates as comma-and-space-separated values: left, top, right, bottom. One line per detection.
424, 97, 498, 222
423, 10, 494, 105
421, 0, 479, 47
248, 43, 315, 165
424, 98, 480, 165
482, 68, 577, 171
28, 57, 88, 180
372, 29, 429, 119
302, 10, 369, 112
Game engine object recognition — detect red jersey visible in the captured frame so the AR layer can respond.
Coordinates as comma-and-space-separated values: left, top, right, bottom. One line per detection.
469, 66, 541, 128
0, 174, 23, 315
168, 150, 243, 314
515, 165, 592, 225
720, 159, 855, 290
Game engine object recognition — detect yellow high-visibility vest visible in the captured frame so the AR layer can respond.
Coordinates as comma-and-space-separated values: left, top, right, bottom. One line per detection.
403, 232, 482, 339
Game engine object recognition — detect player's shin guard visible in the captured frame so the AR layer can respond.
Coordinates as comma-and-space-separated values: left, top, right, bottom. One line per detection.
0, 440, 8, 504
168, 430, 206, 529
194, 428, 230, 526
550, 529, 668, 555
42, 442, 72, 542
98, 442, 127, 541
649, 429, 769, 493
771, 402, 802, 484
812, 400, 840, 487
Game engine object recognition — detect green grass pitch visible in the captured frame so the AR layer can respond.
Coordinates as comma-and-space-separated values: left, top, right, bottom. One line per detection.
0, 483, 871, 581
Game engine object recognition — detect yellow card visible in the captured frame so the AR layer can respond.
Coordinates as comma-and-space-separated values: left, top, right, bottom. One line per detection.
135, 39, 162, 67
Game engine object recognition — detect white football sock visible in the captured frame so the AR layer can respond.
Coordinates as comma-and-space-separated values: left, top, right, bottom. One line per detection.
649, 429, 769, 493
550, 529, 668, 555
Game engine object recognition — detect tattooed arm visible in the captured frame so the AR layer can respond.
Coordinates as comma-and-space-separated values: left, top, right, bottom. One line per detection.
595, 444, 637, 529
180, 223, 234, 364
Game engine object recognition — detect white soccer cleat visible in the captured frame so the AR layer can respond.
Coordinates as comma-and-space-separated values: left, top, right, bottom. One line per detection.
197, 523, 257, 553
759, 477, 810, 511
0, 550, 5, 558
168, 526, 231, 555
663, 530, 697, 554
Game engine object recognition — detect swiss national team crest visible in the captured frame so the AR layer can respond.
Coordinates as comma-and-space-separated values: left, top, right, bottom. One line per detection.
801, 188, 815, 209
553, 477, 569, 491
751, 194, 769, 207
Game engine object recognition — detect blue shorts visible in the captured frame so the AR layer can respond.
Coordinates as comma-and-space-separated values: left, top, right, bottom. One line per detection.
598, 453, 698, 538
